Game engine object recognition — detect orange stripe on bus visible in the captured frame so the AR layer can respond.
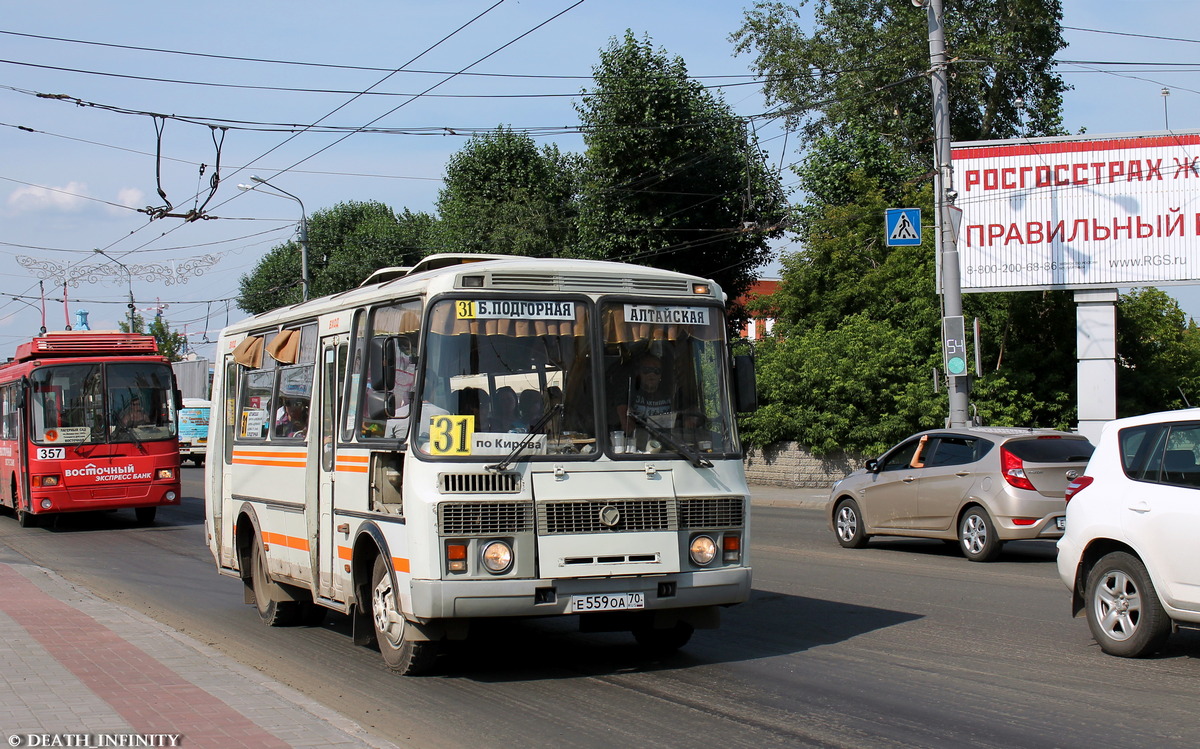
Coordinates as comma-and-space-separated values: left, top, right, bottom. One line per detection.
338, 455, 369, 463
233, 458, 305, 468
391, 557, 410, 573
336, 464, 369, 473
262, 531, 309, 552
337, 545, 353, 560
234, 450, 306, 457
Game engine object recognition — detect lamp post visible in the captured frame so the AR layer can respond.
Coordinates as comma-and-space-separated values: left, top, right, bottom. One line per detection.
94, 249, 136, 332
238, 176, 310, 302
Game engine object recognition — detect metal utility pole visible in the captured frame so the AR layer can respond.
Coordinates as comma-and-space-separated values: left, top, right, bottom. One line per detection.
922, 0, 971, 427
238, 176, 309, 302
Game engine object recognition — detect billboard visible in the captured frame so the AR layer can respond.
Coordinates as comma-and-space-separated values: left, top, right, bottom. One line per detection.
951, 131, 1200, 292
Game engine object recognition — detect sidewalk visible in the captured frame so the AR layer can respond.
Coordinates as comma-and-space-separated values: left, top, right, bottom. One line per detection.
0, 548, 399, 749
748, 483, 829, 509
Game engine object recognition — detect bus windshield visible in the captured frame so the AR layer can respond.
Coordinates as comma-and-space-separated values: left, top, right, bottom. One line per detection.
30, 362, 178, 445
414, 298, 595, 457
600, 301, 737, 457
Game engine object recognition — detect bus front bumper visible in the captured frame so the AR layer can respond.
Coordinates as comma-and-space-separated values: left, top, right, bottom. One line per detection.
408, 566, 752, 620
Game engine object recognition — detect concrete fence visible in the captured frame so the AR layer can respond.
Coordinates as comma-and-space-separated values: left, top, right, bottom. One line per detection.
743, 441, 867, 489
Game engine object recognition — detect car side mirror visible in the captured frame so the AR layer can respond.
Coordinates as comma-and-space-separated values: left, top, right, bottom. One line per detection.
865, 458, 880, 473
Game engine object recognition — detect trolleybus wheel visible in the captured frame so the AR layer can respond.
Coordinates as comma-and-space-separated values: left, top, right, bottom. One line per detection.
17, 509, 38, 528
250, 540, 300, 626
134, 507, 157, 526
371, 555, 437, 675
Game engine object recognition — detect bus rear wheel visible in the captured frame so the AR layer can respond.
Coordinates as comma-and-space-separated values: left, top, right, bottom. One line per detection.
250, 540, 301, 627
371, 555, 437, 675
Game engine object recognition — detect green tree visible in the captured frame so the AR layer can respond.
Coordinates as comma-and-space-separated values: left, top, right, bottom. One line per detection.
1116, 288, 1200, 415
436, 127, 579, 257
238, 201, 437, 315
732, 2, 1083, 448
732, 0, 1069, 167
119, 313, 187, 362
574, 31, 788, 325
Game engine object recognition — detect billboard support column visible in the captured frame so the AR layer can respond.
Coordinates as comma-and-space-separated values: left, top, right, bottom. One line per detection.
1076, 289, 1118, 442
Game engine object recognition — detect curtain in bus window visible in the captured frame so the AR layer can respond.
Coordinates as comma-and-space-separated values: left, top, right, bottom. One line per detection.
232, 336, 264, 368
266, 329, 300, 364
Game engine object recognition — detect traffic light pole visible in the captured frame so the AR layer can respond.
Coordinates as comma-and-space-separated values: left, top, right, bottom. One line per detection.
924, 0, 971, 428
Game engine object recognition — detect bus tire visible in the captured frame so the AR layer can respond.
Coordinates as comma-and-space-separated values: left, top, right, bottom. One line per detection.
135, 507, 157, 526
250, 540, 300, 627
17, 509, 38, 528
371, 555, 437, 675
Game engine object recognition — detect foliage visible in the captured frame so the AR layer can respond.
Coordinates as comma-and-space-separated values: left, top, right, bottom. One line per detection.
1116, 288, 1200, 415
732, 3, 1089, 449
238, 201, 437, 315
574, 31, 788, 327
119, 312, 187, 362
436, 128, 579, 257
732, 0, 1070, 166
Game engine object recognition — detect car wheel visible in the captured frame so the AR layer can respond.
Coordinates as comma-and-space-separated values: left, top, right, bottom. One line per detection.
1084, 551, 1171, 658
833, 498, 869, 549
958, 506, 1002, 562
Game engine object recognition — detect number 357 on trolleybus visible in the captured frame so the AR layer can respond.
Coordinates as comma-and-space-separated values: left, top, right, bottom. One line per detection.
205, 254, 758, 674
0, 331, 183, 527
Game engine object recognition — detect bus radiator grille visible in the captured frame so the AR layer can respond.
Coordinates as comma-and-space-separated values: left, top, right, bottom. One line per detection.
678, 497, 745, 529
439, 502, 534, 536
538, 499, 675, 535
439, 472, 522, 494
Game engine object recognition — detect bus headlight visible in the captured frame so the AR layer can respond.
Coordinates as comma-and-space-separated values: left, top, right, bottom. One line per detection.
156, 468, 176, 480
481, 540, 514, 574
40, 499, 53, 509
33, 475, 60, 487
689, 535, 717, 566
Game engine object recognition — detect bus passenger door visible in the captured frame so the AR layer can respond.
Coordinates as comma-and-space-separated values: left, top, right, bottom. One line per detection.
316, 337, 345, 599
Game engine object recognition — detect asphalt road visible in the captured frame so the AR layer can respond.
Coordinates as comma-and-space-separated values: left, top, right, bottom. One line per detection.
0, 469, 1197, 748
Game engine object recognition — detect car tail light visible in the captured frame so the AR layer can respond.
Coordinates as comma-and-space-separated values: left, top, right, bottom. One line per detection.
1064, 475, 1093, 503
1000, 447, 1036, 490
1012, 518, 1038, 526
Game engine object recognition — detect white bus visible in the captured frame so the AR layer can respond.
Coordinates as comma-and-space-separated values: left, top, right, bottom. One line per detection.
205, 254, 757, 674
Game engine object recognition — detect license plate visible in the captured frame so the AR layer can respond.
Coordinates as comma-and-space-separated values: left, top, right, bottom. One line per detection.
1055, 517, 1066, 531
571, 592, 645, 612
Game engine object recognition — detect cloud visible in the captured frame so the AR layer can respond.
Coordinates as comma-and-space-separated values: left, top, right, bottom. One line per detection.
110, 187, 145, 215
6, 181, 91, 213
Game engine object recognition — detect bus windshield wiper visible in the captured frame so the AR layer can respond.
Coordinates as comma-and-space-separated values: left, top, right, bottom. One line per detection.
486, 403, 563, 473
629, 410, 712, 468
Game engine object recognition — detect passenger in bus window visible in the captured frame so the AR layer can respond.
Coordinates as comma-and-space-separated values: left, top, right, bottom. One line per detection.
517, 389, 543, 432
276, 398, 309, 439
487, 386, 520, 433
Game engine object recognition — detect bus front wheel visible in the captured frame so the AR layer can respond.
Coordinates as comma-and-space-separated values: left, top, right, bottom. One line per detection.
370, 555, 437, 675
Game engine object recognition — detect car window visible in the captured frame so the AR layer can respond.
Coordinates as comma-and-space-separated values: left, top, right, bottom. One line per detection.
1004, 437, 1094, 463
1119, 424, 1168, 481
925, 436, 985, 467
879, 439, 923, 471
1162, 425, 1200, 488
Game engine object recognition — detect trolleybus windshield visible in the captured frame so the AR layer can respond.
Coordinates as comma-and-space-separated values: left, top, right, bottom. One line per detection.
29, 362, 178, 445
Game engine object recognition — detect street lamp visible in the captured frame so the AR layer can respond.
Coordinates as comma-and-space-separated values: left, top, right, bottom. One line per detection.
94, 249, 136, 332
238, 176, 310, 302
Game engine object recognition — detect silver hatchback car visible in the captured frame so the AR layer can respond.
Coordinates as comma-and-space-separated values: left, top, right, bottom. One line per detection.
828, 427, 1094, 561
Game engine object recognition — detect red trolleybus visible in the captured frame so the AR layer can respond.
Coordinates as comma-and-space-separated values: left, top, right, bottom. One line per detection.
0, 331, 182, 527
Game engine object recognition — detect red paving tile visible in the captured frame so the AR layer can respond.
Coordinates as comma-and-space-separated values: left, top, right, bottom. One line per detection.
0, 565, 290, 749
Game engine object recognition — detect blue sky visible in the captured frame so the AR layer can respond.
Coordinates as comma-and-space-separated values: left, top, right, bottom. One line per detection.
1, 1, 1197, 362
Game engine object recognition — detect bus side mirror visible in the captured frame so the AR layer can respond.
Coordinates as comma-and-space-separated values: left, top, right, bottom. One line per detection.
14, 379, 26, 409
732, 354, 757, 412
175, 390, 184, 409
369, 337, 397, 392
365, 390, 396, 420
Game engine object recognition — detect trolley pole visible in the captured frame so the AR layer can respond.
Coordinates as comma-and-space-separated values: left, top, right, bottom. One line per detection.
923, 0, 971, 427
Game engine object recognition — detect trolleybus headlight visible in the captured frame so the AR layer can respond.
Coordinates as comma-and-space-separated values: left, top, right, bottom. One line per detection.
689, 535, 717, 566
156, 468, 175, 480
40, 499, 53, 509
165, 491, 177, 501
481, 540, 514, 574
33, 475, 60, 487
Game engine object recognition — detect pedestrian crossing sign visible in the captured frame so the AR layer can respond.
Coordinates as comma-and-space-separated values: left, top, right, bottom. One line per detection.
885, 208, 922, 247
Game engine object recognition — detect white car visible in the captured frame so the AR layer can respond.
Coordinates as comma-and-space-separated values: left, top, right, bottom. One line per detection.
1058, 408, 1200, 657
